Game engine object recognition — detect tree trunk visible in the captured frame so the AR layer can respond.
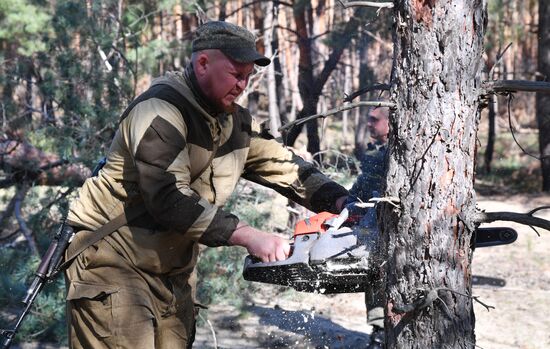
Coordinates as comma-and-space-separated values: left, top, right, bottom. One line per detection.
263, 1, 281, 138
287, 0, 321, 157
536, 0, 550, 191
355, 30, 375, 158
342, 50, 351, 147
380, 1, 487, 348
483, 95, 496, 174
272, 15, 289, 125
286, 3, 363, 159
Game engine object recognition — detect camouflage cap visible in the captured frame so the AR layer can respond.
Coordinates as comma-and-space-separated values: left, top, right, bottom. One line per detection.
192, 21, 271, 67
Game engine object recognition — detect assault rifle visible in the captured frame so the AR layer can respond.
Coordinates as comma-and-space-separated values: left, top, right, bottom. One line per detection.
1, 157, 106, 349
1, 223, 74, 349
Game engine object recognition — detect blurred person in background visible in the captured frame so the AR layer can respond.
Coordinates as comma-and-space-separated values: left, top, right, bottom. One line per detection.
350, 106, 390, 349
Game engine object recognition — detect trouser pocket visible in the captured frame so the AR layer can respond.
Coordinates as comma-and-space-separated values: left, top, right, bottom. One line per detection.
67, 282, 118, 339
67, 282, 156, 348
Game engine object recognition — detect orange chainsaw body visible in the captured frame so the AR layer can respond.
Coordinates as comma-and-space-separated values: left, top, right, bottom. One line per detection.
293, 212, 337, 236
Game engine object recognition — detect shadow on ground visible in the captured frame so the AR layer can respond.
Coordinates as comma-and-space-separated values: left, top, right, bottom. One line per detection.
248, 305, 371, 348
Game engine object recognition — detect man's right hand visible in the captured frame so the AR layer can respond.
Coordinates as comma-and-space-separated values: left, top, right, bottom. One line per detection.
228, 222, 290, 263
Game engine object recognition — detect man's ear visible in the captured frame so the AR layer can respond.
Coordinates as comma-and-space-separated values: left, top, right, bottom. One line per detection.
194, 53, 209, 77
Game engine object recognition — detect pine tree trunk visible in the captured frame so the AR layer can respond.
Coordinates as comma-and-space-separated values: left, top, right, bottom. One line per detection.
355, 31, 375, 157
343, 50, 351, 146
263, 1, 281, 138
287, 0, 321, 157
536, 0, 550, 191
484, 94, 496, 174
380, 1, 487, 347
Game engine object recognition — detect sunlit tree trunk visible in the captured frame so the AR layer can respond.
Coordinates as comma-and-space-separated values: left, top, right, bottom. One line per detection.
380, 1, 487, 347
263, 1, 281, 137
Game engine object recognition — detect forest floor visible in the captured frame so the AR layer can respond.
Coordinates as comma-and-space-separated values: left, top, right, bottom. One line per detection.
11, 191, 550, 349
191, 191, 550, 349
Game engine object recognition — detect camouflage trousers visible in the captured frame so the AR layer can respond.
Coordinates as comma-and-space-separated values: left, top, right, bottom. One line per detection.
65, 233, 198, 349
365, 270, 384, 328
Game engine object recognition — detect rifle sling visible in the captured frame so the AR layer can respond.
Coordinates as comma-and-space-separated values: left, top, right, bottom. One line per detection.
62, 140, 219, 271
61, 203, 148, 270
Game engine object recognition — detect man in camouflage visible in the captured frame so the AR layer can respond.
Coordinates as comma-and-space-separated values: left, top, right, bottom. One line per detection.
350, 106, 389, 349
64, 21, 349, 348
350, 107, 389, 203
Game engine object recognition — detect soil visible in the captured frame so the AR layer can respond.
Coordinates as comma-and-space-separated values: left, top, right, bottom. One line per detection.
9, 192, 550, 349
193, 192, 550, 349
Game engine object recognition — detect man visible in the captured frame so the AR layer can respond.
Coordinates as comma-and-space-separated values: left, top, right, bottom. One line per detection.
64, 21, 349, 348
350, 106, 389, 202
349, 106, 389, 349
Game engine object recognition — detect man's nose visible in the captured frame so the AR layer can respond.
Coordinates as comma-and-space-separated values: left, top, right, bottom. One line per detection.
236, 78, 247, 90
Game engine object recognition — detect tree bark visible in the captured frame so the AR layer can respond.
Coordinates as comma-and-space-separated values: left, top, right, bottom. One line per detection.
536, 0, 550, 191
380, 1, 487, 347
263, 1, 282, 138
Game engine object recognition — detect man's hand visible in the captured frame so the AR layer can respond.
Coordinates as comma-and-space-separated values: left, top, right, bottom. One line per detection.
228, 222, 291, 263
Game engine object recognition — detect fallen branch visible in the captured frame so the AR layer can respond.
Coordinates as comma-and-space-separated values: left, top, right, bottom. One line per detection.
0, 139, 90, 188
279, 101, 396, 132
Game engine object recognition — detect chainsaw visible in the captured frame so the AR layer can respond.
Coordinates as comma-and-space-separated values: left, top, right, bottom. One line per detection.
242, 202, 517, 294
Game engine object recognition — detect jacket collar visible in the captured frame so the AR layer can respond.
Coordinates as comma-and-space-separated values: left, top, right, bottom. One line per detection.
149, 69, 222, 123
184, 64, 221, 116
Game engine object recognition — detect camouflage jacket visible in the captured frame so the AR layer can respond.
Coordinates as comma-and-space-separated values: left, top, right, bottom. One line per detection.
350, 142, 387, 201
67, 66, 348, 273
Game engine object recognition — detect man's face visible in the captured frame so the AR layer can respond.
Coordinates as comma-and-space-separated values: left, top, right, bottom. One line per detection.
367, 108, 389, 143
195, 50, 255, 112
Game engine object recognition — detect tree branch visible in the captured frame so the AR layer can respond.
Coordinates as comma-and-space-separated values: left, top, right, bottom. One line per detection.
14, 184, 40, 256
0, 193, 18, 231
338, 0, 394, 8
225, 0, 292, 18
393, 287, 494, 315
474, 209, 550, 232
279, 101, 396, 132
344, 83, 391, 102
488, 42, 513, 79
504, 94, 549, 161
483, 80, 550, 94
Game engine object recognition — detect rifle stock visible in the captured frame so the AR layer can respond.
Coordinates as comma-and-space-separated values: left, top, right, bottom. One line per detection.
2, 223, 75, 348
1, 223, 74, 349
1, 157, 106, 348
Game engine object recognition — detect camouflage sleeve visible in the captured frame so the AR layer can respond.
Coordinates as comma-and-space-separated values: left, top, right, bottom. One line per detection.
242, 119, 348, 213
122, 98, 237, 246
